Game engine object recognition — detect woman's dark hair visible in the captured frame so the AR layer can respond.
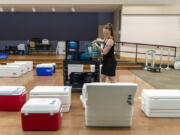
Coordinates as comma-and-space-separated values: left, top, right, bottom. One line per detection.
103, 23, 114, 37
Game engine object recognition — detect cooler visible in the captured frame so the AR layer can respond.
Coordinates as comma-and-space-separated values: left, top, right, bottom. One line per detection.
141, 89, 180, 117
21, 98, 62, 131
29, 86, 71, 112
36, 64, 54, 76
0, 65, 22, 77
15, 61, 33, 71
0, 86, 26, 111
82, 83, 137, 127
7, 63, 27, 74
42, 63, 56, 73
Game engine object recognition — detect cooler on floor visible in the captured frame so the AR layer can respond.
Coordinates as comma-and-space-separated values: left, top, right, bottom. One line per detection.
81, 83, 137, 127
29, 86, 71, 112
15, 61, 33, 71
21, 98, 62, 131
36, 64, 54, 76
7, 63, 27, 74
0, 86, 26, 111
42, 63, 56, 73
0, 65, 22, 77
141, 89, 180, 117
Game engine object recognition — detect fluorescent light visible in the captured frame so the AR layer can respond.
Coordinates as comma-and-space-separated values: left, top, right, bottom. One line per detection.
11, 8, 15, 12
0, 8, 3, 12
32, 7, 36, 12
52, 8, 56, 12
71, 7, 75, 12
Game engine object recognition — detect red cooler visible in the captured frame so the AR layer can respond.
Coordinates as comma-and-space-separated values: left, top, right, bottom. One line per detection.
0, 86, 26, 111
21, 98, 62, 131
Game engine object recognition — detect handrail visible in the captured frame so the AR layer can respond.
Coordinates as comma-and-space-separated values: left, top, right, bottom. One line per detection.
115, 41, 177, 63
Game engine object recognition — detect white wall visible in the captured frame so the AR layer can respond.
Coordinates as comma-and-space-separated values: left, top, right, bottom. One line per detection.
120, 5, 180, 61
121, 15, 180, 46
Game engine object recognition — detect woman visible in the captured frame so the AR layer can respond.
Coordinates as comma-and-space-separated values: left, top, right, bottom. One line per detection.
92, 23, 117, 83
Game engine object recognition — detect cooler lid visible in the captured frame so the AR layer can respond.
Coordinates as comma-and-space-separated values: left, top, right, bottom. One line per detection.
36, 64, 54, 68
0, 65, 19, 68
15, 61, 33, 64
21, 98, 61, 114
0, 86, 26, 95
142, 89, 180, 99
86, 82, 137, 87
30, 86, 71, 96
9, 63, 26, 65
43, 63, 56, 66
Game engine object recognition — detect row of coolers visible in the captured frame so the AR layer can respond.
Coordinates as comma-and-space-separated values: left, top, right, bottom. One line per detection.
0, 86, 72, 131
141, 89, 180, 117
80, 83, 138, 127
0, 61, 33, 78
36, 63, 56, 76
29, 86, 71, 113
0, 86, 71, 112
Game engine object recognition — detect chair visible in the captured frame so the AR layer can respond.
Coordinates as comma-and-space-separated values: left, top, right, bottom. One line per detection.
29, 41, 36, 53
81, 82, 137, 127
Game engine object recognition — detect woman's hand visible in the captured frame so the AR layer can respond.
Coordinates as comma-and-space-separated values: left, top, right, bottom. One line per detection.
92, 43, 98, 47
96, 38, 104, 43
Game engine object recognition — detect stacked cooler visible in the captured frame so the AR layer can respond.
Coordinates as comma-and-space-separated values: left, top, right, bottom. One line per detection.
14, 61, 33, 71
21, 98, 62, 130
65, 41, 79, 60
81, 83, 137, 127
0, 86, 26, 111
141, 89, 180, 117
0, 61, 33, 78
36, 64, 55, 76
7, 63, 28, 74
29, 86, 71, 112
0, 65, 22, 77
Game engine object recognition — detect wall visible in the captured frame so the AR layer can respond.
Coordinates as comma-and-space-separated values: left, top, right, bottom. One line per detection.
0, 12, 113, 51
120, 5, 180, 61
0, 12, 113, 41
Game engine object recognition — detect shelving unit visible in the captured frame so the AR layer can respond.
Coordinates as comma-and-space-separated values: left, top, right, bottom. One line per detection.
63, 59, 100, 92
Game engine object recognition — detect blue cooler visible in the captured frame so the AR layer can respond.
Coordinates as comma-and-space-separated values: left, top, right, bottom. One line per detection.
43, 63, 56, 73
80, 52, 91, 61
52, 63, 56, 73
36, 64, 54, 76
0, 53, 8, 59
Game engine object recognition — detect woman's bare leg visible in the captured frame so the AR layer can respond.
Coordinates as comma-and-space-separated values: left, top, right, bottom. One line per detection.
108, 76, 116, 83
101, 74, 106, 82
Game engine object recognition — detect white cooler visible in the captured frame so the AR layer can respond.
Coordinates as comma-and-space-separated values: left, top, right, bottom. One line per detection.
30, 86, 71, 112
15, 61, 33, 71
141, 89, 180, 117
81, 82, 137, 127
68, 64, 83, 76
21, 98, 62, 131
0, 65, 22, 77
7, 63, 27, 74
90, 64, 102, 73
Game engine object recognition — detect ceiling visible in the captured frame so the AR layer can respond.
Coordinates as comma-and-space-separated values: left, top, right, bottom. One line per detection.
0, 4, 121, 12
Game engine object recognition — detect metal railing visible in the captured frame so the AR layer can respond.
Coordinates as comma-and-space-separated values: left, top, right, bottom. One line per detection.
115, 41, 177, 63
